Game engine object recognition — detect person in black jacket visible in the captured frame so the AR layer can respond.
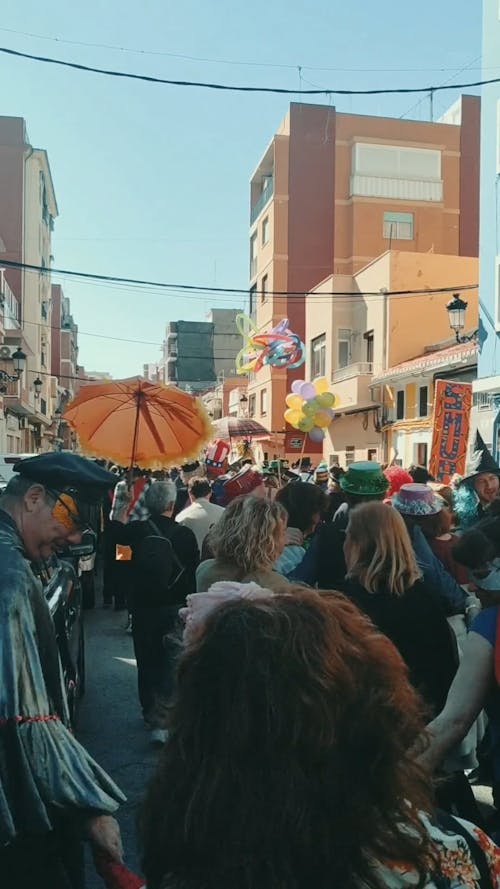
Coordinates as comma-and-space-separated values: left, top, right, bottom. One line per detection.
341, 500, 481, 823
112, 479, 199, 743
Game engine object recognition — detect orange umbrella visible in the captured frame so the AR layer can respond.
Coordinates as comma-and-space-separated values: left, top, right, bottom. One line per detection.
63, 377, 213, 469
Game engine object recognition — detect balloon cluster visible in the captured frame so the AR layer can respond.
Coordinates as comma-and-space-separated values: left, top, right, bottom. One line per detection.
236, 314, 305, 375
284, 377, 337, 443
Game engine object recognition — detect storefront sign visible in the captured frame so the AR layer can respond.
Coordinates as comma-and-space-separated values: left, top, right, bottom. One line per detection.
429, 380, 472, 483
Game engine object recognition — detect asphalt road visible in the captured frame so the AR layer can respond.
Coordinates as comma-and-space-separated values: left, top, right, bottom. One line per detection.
77, 607, 158, 888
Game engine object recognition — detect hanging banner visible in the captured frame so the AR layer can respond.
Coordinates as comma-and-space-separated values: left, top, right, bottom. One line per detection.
429, 380, 472, 483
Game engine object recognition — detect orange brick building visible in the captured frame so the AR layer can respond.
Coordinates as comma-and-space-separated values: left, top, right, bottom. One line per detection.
247, 97, 480, 462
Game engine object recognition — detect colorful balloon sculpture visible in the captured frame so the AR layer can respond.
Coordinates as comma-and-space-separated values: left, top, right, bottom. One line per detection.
236, 314, 305, 375
284, 377, 337, 443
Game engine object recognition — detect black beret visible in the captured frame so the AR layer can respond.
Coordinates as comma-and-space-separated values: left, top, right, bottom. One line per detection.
14, 453, 117, 502
181, 461, 200, 473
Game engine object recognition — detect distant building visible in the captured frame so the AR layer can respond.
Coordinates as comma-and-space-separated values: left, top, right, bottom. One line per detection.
50, 285, 79, 449
207, 308, 242, 378
145, 309, 243, 393
0, 116, 59, 451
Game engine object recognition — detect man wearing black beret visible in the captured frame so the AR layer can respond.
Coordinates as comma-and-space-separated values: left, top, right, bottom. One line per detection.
0, 452, 125, 887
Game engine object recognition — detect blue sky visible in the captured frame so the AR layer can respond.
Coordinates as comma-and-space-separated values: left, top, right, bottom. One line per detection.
0, 1, 482, 377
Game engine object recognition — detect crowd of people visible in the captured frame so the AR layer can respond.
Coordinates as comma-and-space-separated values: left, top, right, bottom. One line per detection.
5, 433, 500, 887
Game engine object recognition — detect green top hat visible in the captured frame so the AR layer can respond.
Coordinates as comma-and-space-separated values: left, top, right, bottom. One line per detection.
339, 461, 389, 496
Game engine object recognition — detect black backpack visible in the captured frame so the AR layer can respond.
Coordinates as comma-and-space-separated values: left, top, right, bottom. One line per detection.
134, 520, 185, 604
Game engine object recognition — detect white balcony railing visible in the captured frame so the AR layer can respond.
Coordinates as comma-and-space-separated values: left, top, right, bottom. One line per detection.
333, 361, 373, 384
350, 174, 443, 203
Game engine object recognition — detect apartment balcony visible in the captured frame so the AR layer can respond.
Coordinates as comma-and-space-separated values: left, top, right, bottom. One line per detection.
250, 177, 274, 225
331, 362, 378, 413
2, 379, 52, 425
350, 174, 443, 202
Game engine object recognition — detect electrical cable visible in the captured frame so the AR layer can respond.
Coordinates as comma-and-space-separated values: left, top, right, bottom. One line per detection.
0, 44, 496, 96
1, 258, 479, 299
0, 26, 489, 74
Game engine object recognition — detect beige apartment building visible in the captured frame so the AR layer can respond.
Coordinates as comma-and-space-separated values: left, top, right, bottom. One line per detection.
0, 117, 58, 451
305, 251, 478, 466
247, 97, 480, 462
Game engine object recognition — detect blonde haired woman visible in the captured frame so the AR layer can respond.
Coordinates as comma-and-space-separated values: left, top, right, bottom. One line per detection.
342, 501, 458, 716
196, 496, 291, 593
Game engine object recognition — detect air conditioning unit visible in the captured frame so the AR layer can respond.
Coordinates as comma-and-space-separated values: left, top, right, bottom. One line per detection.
0, 344, 14, 360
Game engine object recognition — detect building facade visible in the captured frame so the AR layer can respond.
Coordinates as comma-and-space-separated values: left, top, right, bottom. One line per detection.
371, 341, 477, 468
207, 308, 242, 379
305, 251, 478, 466
146, 310, 243, 394
50, 285, 79, 449
471, 0, 500, 455
248, 98, 480, 461
0, 117, 58, 452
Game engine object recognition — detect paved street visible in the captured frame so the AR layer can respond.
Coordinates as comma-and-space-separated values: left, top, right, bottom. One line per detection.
77, 608, 158, 888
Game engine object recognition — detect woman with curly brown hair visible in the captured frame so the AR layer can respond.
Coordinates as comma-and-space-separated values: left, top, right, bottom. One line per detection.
195, 496, 291, 593
139, 588, 500, 889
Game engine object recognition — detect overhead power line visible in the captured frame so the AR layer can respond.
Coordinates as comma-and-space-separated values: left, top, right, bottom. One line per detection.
1, 259, 479, 299
0, 26, 488, 74
0, 45, 495, 96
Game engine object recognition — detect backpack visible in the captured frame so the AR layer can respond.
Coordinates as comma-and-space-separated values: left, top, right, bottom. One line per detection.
133, 520, 185, 604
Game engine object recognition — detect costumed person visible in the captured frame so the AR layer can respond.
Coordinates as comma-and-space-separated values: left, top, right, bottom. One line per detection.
291, 462, 390, 587
111, 480, 199, 745
313, 461, 329, 492
203, 440, 230, 481
0, 453, 125, 888
172, 462, 203, 519
383, 465, 413, 503
274, 481, 328, 576
110, 469, 153, 614
454, 431, 500, 529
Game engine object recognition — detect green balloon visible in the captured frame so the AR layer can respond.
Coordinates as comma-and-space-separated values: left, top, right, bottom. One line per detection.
297, 416, 314, 432
302, 400, 317, 416
317, 392, 334, 408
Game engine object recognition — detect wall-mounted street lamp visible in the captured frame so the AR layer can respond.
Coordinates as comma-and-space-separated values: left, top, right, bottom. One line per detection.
0, 346, 27, 385
33, 377, 43, 399
446, 293, 478, 344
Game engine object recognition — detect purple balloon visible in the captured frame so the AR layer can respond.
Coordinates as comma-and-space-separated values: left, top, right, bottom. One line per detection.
291, 380, 304, 394
308, 427, 325, 442
299, 382, 316, 400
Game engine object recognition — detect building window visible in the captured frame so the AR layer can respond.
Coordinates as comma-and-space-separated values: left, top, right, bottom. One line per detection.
260, 388, 268, 416
383, 212, 414, 241
345, 445, 355, 466
351, 143, 442, 201
249, 284, 257, 319
311, 334, 326, 378
337, 329, 351, 369
261, 274, 268, 303
367, 448, 378, 461
396, 390, 405, 420
248, 394, 256, 416
415, 443, 428, 467
262, 216, 270, 245
250, 232, 258, 279
40, 398, 47, 416
419, 385, 428, 418
364, 330, 374, 364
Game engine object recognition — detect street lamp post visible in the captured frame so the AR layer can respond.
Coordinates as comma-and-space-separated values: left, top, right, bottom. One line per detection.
446, 293, 478, 344
33, 377, 43, 399
0, 347, 27, 384
0, 347, 27, 393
